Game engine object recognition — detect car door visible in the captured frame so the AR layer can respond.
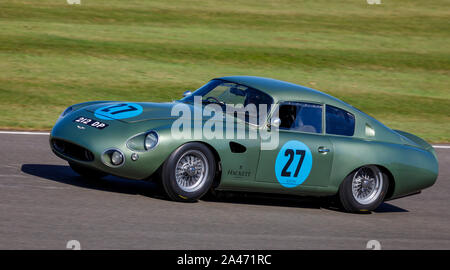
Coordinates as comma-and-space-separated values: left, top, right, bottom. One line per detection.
256, 101, 334, 187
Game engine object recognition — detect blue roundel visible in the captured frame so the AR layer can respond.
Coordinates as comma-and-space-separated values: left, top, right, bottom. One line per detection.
275, 140, 313, 188
95, 103, 143, 120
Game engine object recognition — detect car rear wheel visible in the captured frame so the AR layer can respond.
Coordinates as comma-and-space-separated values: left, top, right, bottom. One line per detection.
339, 165, 388, 213
69, 162, 108, 180
161, 142, 216, 202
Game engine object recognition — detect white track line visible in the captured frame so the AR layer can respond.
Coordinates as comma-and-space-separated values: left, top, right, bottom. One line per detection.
433, 145, 450, 149
0, 131, 50, 135
0, 130, 449, 149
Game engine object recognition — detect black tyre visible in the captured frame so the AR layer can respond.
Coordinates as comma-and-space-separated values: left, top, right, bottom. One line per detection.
338, 165, 389, 213
161, 142, 216, 202
69, 162, 108, 180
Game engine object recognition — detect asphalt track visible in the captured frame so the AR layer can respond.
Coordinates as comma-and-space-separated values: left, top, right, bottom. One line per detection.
0, 132, 449, 250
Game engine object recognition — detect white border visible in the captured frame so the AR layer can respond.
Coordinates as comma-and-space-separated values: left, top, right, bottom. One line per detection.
0, 131, 50, 135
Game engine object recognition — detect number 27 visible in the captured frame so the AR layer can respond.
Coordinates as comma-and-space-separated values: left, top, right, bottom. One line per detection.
281, 149, 305, 177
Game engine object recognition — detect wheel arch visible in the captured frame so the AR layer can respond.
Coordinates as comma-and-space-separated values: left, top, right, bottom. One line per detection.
148, 140, 222, 185
194, 141, 222, 189
376, 165, 396, 200
168, 141, 222, 189
337, 163, 395, 212
340, 164, 395, 200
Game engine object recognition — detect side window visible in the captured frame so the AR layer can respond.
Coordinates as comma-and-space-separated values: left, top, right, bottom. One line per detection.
326, 105, 355, 136
279, 102, 323, 134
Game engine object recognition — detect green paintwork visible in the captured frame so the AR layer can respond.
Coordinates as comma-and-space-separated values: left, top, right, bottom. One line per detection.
50, 76, 438, 200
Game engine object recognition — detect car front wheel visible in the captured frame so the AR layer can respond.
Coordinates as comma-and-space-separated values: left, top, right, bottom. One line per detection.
160, 142, 216, 202
339, 165, 389, 213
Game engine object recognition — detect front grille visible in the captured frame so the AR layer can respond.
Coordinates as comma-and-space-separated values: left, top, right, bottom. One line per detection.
51, 139, 94, 162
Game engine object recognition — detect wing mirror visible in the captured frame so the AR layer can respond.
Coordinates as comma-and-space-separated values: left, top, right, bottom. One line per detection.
270, 117, 281, 128
183, 90, 192, 97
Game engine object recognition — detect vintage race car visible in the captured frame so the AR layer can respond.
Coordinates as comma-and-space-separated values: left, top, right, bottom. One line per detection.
50, 76, 438, 212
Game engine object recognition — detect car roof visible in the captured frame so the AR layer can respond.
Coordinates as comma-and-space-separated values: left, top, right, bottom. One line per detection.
215, 76, 403, 143
217, 76, 353, 110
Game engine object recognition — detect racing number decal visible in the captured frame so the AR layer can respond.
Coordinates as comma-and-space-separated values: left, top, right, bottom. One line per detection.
94, 103, 143, 120
281, 149, 306, 178
275, 140, 313, 188
101, 103, 138, 114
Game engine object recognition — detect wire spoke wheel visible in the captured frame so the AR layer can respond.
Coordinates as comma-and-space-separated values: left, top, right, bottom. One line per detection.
175, 150, 209, 193
351, 166, 383, 205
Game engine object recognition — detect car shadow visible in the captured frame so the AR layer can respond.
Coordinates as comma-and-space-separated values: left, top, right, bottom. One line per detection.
21, 164, 164, 199
202, 190, 325, 210
21, 164, 408, 213
202, 191, 408, 213
373, 202, 408, 213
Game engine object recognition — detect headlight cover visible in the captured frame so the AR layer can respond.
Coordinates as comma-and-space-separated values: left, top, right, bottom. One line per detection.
126, 130, 159, 152
144, 131, 159, 150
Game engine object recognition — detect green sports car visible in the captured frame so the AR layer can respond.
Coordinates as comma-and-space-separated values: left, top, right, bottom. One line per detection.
50, 76, 438, 213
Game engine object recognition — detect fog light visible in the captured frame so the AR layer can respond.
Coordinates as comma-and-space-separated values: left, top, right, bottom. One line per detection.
111, 151, 124, 165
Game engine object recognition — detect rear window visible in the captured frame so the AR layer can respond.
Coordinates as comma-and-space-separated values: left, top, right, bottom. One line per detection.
326, 105, 355, 136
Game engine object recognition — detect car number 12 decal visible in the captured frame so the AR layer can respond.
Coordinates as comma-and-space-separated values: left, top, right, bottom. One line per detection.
94, 103, 143, 120
275, 140, 313, 188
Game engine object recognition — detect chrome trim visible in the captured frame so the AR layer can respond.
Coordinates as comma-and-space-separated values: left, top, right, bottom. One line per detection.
175, 149, 209, 192
183, 90, 193, 97
351, 166, 383, 205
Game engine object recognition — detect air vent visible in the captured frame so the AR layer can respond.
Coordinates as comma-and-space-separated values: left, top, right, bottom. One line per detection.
51, 139, 95, 162
229, 142, 246, 153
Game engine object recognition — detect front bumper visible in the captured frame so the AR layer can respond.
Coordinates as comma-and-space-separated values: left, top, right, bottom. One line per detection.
50, 111, 166, 180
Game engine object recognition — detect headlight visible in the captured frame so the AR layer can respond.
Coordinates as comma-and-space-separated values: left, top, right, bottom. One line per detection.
144, 131, 159, 150
126, 130, 159, 152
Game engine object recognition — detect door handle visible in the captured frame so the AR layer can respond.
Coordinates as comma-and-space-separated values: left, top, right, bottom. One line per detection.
318, 146, 330, 154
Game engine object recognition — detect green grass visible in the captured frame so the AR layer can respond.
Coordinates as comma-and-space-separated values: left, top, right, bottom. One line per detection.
0, 0, 449, 142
